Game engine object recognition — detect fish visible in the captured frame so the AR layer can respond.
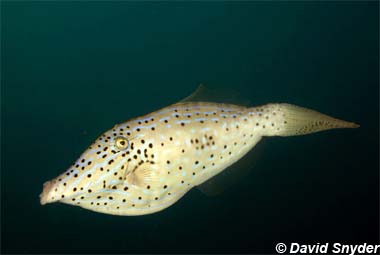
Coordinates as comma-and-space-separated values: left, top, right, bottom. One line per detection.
40, 86, 359, 216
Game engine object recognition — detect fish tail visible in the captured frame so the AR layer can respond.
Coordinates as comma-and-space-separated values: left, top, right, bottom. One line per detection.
249, 103, 359, 137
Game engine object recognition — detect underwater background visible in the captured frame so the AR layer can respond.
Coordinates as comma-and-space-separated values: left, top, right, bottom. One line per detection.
1, 1, 379, 254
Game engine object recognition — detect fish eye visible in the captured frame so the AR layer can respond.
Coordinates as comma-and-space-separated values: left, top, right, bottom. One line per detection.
114, 136, 129, 150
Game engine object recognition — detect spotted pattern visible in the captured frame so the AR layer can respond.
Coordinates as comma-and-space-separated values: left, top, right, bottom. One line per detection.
40, 102, 359, 216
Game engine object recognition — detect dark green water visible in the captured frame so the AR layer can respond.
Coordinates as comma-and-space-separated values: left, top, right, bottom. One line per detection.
1, 2, 378, 254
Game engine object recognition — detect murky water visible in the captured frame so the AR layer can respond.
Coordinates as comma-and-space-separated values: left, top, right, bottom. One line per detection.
2, 2, 378, 253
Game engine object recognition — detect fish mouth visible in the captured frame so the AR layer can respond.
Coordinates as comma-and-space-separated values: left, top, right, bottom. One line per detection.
40, 181, 54, 205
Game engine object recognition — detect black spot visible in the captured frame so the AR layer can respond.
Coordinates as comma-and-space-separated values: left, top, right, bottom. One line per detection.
109, 196, 113, 200
87, 174, 92, 178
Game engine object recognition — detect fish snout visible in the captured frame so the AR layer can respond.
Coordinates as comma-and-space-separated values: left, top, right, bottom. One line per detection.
40, 180, 55, 205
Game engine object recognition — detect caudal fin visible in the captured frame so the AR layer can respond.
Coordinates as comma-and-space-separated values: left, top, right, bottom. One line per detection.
251, 103, 359, 137
275, 103, 359, 136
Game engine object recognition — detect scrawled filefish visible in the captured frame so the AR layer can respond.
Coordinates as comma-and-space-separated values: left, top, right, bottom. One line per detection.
40, 86, 359, 216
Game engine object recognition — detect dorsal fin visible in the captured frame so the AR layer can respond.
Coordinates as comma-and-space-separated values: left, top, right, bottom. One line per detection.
179, 84, 251, 106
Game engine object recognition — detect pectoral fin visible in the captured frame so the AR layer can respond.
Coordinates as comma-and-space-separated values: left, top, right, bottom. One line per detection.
125, 163, 161, 188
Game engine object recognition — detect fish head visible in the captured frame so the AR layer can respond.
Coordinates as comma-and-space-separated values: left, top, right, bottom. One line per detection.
40, 124, 134, 205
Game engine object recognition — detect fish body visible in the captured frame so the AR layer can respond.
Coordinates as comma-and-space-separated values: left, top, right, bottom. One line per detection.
40, 99, 359, 216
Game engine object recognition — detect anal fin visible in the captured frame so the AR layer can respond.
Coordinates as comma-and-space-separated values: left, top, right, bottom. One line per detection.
197, 139, 264, 196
